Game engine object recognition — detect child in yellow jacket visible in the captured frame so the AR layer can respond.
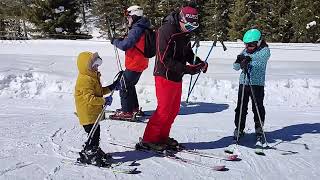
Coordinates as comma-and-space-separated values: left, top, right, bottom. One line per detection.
74, 51, 120, 166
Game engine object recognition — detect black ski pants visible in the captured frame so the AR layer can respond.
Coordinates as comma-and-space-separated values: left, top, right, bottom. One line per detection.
119, 69, 142, 112
234, 84, 265, 132
83, 124, 100, 148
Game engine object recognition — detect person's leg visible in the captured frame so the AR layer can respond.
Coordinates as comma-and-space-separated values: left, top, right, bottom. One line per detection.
234, 85, 250, 131
159, 81, 182, 144
119, 70, 141, 112
250, 85, 265, 136
83, 124, 100, 148
143, 76, 174, 143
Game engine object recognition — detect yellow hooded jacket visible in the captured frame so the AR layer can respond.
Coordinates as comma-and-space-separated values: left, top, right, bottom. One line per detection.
74, 52, 111, 125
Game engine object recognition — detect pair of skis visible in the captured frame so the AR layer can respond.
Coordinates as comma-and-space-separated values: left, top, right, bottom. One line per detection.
109, 141, 241, 172
104, 109, 151, 122
224, 139, 266, 156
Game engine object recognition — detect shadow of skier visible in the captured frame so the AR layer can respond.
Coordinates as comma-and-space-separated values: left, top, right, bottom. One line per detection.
179, 101, 229, 115
181, 123, 320, 151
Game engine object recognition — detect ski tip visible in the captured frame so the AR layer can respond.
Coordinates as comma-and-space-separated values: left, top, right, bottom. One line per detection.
129, 161, 141, 166
255, 151, 266, 156
128, 168, 141, 174
213, 165, 228, 171
224, 149, 233, 154
227, 154, 241, 161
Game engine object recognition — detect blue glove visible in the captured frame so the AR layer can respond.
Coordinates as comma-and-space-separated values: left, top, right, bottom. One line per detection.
104, 96, 113, 106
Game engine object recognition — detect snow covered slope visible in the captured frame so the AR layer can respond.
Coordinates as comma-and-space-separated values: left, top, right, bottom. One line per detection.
0, 40, 319, 180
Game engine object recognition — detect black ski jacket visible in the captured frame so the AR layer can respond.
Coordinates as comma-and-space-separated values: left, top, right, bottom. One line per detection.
153, 12, 202, 82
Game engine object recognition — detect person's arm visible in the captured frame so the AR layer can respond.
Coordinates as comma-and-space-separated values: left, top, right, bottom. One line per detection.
249, 47, 271, 69
158, 25, 186, 76
102, 86, 111, 95
113, 26, 144, 51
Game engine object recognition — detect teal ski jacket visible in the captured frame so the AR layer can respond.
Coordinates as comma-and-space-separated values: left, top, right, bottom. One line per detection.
233, 42, 271, 86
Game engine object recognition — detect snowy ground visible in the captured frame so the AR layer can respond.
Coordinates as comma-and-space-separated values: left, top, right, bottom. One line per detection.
0, 40, 319, 180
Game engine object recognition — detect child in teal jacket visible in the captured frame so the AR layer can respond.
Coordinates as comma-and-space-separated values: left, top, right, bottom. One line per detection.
233, 29, 271, 141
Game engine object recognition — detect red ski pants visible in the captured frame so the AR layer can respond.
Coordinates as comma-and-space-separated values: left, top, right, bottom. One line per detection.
143, 76, 182, 143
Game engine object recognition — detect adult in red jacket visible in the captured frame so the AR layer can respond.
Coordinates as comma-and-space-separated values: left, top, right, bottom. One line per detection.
137, 5, 208, 151
110, 5, 151, 120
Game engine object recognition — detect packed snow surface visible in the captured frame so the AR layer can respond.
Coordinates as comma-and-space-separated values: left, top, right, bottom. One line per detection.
0, 40, 319, 180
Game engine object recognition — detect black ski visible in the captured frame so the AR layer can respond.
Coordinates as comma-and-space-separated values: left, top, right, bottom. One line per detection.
62, 159, 140, 174
179, 148, 240, 161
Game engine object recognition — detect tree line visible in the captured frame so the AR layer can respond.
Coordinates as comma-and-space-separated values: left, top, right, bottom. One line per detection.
0, 0, 319, 43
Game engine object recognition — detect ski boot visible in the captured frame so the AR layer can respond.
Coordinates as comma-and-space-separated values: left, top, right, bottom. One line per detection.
165, 137, 184, 151
255, 134, 265, 155
135, 140, 167, 153
233, 128, 245, 141
78, 146, 112, 167
109, 111, 135, 121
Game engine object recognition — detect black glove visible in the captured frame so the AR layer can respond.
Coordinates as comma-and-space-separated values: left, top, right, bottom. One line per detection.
240, 56, 252, 70
185, 64, 202, 75
111, 37, 124, 45
107, 81, 120, 91
235, 54, 245, 64
110, 37, 115, 45
108, 71, 124, 91
200, 61, 208, 73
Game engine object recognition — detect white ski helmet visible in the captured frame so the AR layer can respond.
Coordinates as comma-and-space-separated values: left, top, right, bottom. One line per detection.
126, 5, 143, 17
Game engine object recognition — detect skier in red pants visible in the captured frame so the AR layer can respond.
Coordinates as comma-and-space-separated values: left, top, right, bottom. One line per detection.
136, 4, 208, 151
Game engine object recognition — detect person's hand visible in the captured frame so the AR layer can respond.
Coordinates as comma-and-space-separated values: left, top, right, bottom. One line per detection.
111, 37, 124, 45
235, 54, 245, 64
104, 96, 113, 106
110, 38, 115, 45
185, 64, 202, 75
200, 61, 208, 73
240, 56, 252, 70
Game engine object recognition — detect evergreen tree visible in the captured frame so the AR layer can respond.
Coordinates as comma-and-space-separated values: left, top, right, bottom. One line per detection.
287, 0, 320, 43
228, 0, 249, 40
229, 0, 270, 41
266, 0, 294, 42
91, 0, 129, 38
201, 0, 232, 41
27, 0, 88, 39
0, 0, 28, 39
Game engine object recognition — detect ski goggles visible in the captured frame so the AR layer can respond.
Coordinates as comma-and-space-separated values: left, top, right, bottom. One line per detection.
124, 10, 130, 17
245, 41, 258, 48
183, 21, 199, 32
91, 57, 102, 68
180, 12, 199, 32
180, 17, 199, 32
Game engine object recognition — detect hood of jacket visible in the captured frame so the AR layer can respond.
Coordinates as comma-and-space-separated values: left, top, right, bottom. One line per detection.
77, 51, 99, 77
163, 12, 180, 26
132, 16, 151, 29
